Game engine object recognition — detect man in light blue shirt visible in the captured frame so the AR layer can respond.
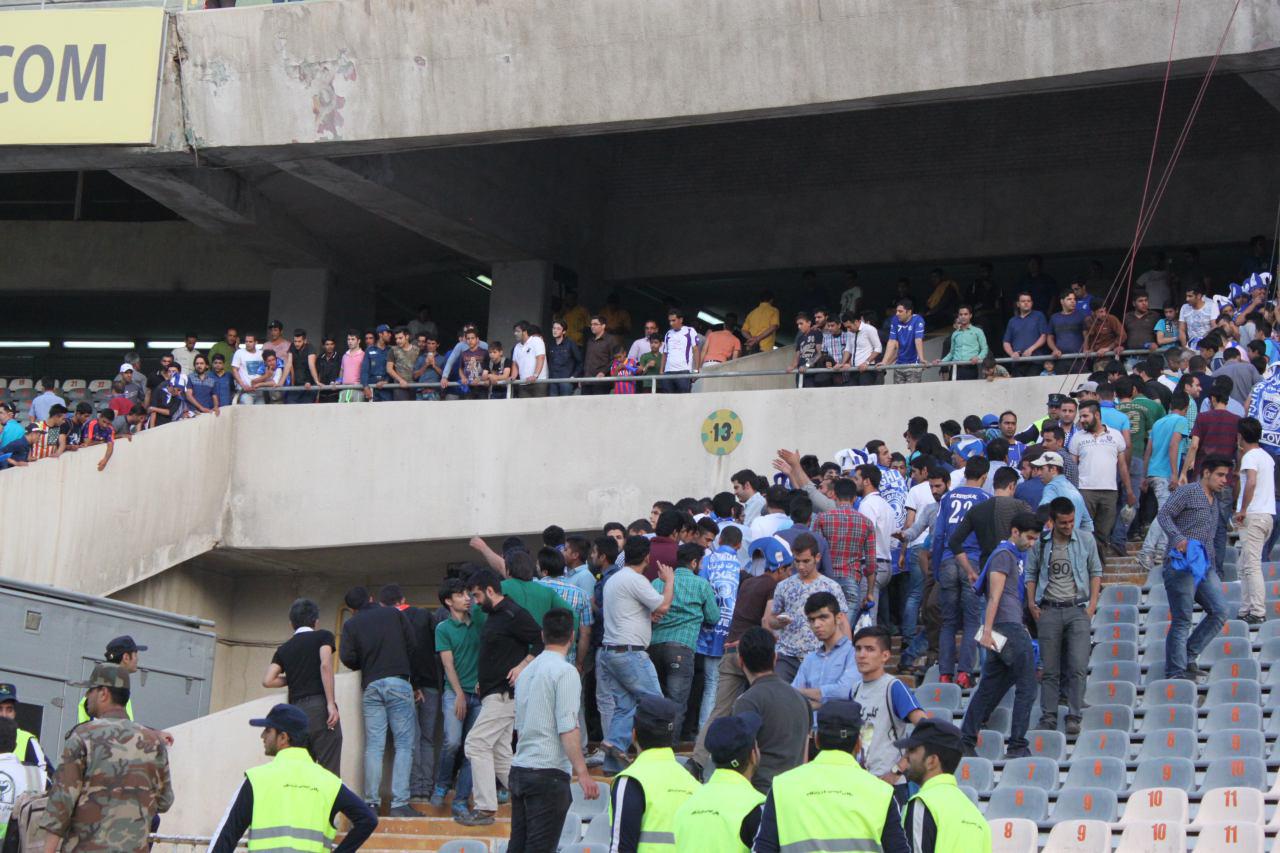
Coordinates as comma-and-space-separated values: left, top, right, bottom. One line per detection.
0, 403, 23, 447
792, 591, 859, 707
563, 536, 596, 598
27, 381, 65, 421
1034, 452, 1094, 532
695, 529, 744, 733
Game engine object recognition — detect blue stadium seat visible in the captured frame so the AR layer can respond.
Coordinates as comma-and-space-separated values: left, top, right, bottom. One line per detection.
1198, 757, 1268, 793
1147, 604, 1172, 623
984, 706, 1012, 737
1083, 680, 1136, 708
958, 784, 979, 807
1026, 730, 1066, 762
1073, 729, 1130, 761
1138, 703, 1197, 735
974, 729, 1004, 761
1099, 584, 1141, 607
997, 756, 1059, 792
1203, 729, 1265, 761
1094, 622, 1138, 644
1209, 659, 1261, 682
1062, 756, 1126, 793
1130, 757, 1196, 793
1258, 636, 1280, 665
1091, 661, 1141, 685
1094, 605, 1138, 626
1199, 636, 1251, 667
1204, 703, 1263, 731
915, 682, 961, 712
1143, 679, 1197, 708
1135, 728, 1198, 762
1217, 619, 1249, 639
1081, 704, 1132, 732
1051, 787, 1118, 823
956, 756, 993, 795
1148, 586, 1169, 606
1089, 640, 1137, 666
1205, 679, 1261, 706
985, 787, 1049, 821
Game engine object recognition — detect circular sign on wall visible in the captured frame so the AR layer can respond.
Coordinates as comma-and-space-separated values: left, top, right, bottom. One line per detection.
701, 409, 743, 456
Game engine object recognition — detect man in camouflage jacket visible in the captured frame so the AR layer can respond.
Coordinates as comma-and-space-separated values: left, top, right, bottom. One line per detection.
41, 663, 173, 852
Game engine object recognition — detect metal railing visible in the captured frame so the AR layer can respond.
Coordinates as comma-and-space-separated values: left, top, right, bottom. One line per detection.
215, 347, 1155, 400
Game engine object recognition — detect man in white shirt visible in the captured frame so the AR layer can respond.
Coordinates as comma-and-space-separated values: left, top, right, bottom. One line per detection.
1136, 251, 1171, 310
230, 334, 266, 405
842, 311, 883, 387
748, 485, 795, 542
660, 308, 701, 393
1178, 285, 1217, 347
853, 464, 896, 623
1235, 417, 1275, 623
511, 321, 548, 398
1068, 400, 1135, 562
627, 319, 660, 364
171, 334, 201, 375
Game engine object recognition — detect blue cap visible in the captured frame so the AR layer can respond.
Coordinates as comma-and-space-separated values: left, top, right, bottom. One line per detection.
706, 712, 762, 768
634, 694, 681, 735
376, 323, 391, 334
981, 414, 999, 428
953, 438, 985, 461
249, 703, 310, 739
748, 535, 792, 570
0, 683, 16, 704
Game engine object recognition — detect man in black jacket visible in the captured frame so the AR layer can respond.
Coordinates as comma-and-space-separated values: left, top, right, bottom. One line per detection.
340, 585, 419, 817
379, 583, 443, 802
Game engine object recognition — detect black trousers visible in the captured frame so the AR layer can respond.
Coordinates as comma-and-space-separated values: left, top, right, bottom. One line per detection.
509, 766, 572, 853
296, 694, 343, 775
649, 642, 696, 740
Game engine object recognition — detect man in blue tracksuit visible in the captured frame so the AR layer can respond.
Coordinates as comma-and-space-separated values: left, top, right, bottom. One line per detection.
929, 457, 990, 689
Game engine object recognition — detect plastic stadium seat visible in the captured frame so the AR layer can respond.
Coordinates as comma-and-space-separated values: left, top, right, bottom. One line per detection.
1204, 703, 1263, 732
571, 784, 607, 819
1209, 659, 1260, 682
582, 815, 611, 845
1143, 679, 1197, 708
1205, 679, 1261, 706
1145, 621, 1172, 645
1096, 622, 1139, 644
1266, 712, 1280, 736
558, 817, 582, 848
1258, 636, 1280, 665
1218, 619, 1249, 639
915, 683, 961, 711
1141, 644, 1168, 670
958, 784, 979, 806
437, 842, 488, 853
1101, 584, 1142, 607
1122, 787, 1190, 824
1219, 581, 1243, 605
8, 378, 31, 392
1193, 786, 1265, 826
921, 664, 941, 684
1191, 822, 1264, 852
1131, 757, 1196, 793
1265, 581, 1280, 602
1052, 787, 1118, 823
1267, 599, 1280, 621
1136, 729, 1198, 762
1116, 820, 1186, 853
1139, 704, 1197, 735
1044, 819, 1111, 853
987, 787, 1049, 821
1199, 757, 1268, 793
990, 817, 1039, 853
985, 706, 1013, 737
1148, 585, 1169, 606
1084, 681, 1137, 708
1203, 730, 1264, 762
1092, 661, 1142, 685
956, 756, 994, 795
1147, 605, 1172, 624
1074, 729, 1130, 761
87, 379, 111, 395
1096, 605, 1139, 626
974, 729, 1004, 761
919, 706, 955, 723
1090, 640, 1138, 666
1064, 757, 1127, 794
996, 756, 1059, 791
1199, 636, 1250, 667
564, 845, 608, 853
1027, 729, 1066, 762
1082, 704, 1133, 732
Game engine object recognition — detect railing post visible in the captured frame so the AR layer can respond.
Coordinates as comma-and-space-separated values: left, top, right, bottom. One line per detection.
950, 364, 957, 382
506, 381, 513, 399
796, 370, 803, 390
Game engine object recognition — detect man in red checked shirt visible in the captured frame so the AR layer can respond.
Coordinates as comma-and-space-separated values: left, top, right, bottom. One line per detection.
814, 478, 877, 621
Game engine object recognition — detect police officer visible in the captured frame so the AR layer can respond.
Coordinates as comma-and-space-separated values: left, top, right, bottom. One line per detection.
674, 713, 765, 853
77, 636, 144, 723
0, 683, 53, 780
896, 720, 991, 853
42, 663, 173, 853
752, 700, 909, 853
207, 703, 377, 853
610, 695, 698, 853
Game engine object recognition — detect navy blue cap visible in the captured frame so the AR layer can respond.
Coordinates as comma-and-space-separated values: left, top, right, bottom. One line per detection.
0, 683, 16, 704
106, 636, 147, 657
375, 323, 391, 334
1047, 393, 1067, 407
706, 712, 762, 768
634, 694, 681, 735
748, 536, 792, 571
815, 700, 863, 738
249, 703, 309, 739
894, 718, 965, 753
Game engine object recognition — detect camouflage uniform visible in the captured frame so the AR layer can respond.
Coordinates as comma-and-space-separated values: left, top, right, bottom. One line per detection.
41, 665, 173, 852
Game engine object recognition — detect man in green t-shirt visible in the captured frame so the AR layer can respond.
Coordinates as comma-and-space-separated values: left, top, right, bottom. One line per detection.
433, 577, 483, 813
1115, 376, 1165, 550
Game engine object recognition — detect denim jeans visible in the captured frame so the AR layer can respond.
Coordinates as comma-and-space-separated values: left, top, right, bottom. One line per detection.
836, 574, 866, 621
900, 547, 925, 655
1213, 497, 1232, 574
547, 381, 574, 397
937, 557, 982, 677
411, 686, 439, 797
1164, 561, 1229, 680
658, 371, 693, 393
1142, 478, 1174, 555
697, 654, 721, 732
649, 642, 696, 740
362, 676, 416, 809
1112, 457, 1146, 546
434, 688, 481, 809
599, 649, 662, 769
960, 623, 1036, 753
508, 767, 572, 853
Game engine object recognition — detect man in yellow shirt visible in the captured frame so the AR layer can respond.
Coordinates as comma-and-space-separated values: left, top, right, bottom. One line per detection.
742, 292, 780, 354
561, 290, 591, 346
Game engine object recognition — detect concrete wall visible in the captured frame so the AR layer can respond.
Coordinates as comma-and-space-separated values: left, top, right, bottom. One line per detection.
7, 375, 1076, 599
0, 221, 273, 293
165, 0, 1278, 153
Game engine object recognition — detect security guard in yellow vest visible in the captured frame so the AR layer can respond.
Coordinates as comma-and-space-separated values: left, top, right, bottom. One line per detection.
897, 719, 991, 853
0, 682, 53, 781
206, 703, 378, 853
77, 636, 142, 724
674, 712, 765, 853
752, 700, 910, 853
610, 694, 698, 853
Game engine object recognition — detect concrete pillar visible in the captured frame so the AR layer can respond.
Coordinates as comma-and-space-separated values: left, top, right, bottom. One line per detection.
267, 268, 333, 340
487, 260, 552, 340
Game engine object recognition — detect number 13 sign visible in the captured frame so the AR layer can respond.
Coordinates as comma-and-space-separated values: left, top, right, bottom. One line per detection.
701, 409, 743, 456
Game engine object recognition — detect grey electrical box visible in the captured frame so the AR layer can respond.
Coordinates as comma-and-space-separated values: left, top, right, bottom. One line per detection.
0, 577, 216, 749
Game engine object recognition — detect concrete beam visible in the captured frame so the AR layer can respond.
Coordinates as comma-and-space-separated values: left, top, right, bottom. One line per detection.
1242, 70, 1280, 114
111, 167, 340, 267
276, 156, 532, 263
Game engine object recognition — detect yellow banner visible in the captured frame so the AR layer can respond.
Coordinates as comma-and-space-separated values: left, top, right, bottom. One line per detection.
0, 8, 166, 145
